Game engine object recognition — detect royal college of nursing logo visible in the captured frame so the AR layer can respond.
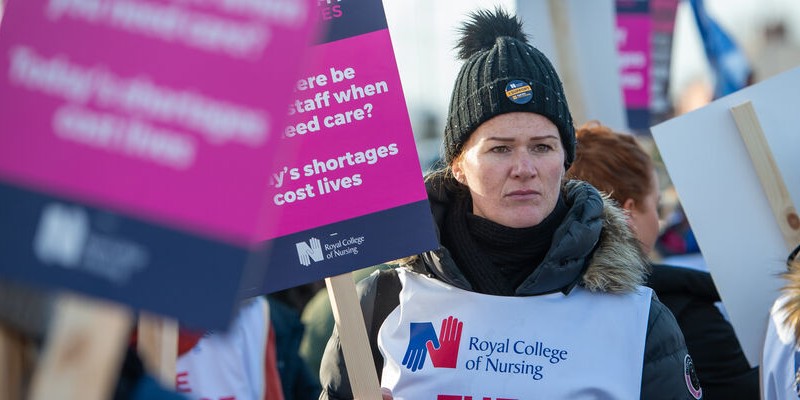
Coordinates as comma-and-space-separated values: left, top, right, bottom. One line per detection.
295, 234, 365, 266
33, 203, 90, 267
403, 316, 463, 372
295, 237, 323, 266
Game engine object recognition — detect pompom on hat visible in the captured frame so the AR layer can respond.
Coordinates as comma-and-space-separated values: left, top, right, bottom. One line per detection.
443, 8, 575, 169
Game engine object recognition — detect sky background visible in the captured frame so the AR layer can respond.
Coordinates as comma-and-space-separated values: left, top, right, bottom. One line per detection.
381, 0, 800, 163
0, 0, 796, 161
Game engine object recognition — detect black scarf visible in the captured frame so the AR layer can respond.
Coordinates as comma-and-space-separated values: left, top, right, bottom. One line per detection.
442, 192, 568, 295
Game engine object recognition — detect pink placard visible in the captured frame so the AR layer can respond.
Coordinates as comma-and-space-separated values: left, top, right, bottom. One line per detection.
257, 28, 428, 239
616, 12, 652, 108
0, 0, 317, 245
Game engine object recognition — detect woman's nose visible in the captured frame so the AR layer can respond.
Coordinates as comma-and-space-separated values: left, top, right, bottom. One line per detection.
511, 153, 536, 178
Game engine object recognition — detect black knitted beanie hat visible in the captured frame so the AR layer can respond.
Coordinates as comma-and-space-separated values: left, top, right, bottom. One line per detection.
443, 8, 575, 169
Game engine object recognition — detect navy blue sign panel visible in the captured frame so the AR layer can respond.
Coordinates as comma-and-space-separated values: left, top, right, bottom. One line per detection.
627, 108, 652, 134
616, 0, 650, 13
316, 0, 389, 45
0, 182, 252, 330
254, 200, 437, 295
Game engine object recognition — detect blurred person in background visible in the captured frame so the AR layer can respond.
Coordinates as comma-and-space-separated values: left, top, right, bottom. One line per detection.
762, 244, 800, 400
172, 297, 284, 400
298, 265, 389, 386
566, 121, 758, 399
267, 287, 323, 400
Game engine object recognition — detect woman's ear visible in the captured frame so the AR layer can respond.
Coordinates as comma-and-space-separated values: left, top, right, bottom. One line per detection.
622, 198, 636, 211
622, 198, 636, 220
452, 161, 465, 185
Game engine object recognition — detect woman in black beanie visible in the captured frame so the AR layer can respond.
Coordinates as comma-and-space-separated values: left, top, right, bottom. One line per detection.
319, 8, 700, 399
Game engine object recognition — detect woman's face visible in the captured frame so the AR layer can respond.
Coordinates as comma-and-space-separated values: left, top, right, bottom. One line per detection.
625, 170, 661, 254
452, 112, 565, 228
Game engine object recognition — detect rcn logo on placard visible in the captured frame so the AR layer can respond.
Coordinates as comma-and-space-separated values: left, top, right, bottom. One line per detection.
403, 316, 463, 372
33, 203, 90, 267
295, 237, 323, 266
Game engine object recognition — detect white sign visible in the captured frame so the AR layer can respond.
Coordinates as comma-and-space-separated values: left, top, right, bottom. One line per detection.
517, 0, 628, 132
651, 66, 800, 366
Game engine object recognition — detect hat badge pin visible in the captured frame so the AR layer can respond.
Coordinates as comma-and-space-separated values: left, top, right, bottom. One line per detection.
505, 79, 533, 104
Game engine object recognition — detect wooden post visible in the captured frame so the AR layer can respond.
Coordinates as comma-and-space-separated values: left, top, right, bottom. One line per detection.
0, 324, 26, 400
137, 313, 178, 388
325, 273, 382, 400
547, 0, 588, 126
730, 101, 800, 250
28, 294, 133, 400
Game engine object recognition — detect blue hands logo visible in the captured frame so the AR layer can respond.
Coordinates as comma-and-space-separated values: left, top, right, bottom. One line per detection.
402, 322, 439, 372
402, 316, 463, 372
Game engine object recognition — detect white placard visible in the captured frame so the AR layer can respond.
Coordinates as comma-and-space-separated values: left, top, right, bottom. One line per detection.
517, 0, 628, 132
651, 66, 800, 366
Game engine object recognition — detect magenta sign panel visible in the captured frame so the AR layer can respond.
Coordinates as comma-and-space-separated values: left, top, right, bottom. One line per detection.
0, 0, 317, 329
616, 0, 652, 131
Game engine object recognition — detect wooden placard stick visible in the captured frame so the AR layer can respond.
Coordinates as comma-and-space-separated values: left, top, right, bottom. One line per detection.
137, 313, 178, 387
730, 101, 800, 251
0, 324, 26, 400
325, 272, 382, 400
28, 293, 133, 400
547, 0, 588, 126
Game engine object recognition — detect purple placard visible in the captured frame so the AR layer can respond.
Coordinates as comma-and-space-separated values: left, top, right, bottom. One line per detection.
251, 0, 438, 294
616, 0, 652, 131
0, 0, 316, 244
0, 0, 317, 329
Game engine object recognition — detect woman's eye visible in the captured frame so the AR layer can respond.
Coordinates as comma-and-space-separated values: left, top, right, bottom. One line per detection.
490, 146, 510, 153
532, 144, 552, 152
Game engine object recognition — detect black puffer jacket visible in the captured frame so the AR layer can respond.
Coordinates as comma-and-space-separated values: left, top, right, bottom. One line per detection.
319, 180, 700, 399
648, 264, 757, 399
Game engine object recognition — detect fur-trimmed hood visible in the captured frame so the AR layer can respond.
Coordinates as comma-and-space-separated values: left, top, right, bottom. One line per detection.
401, 178, 649, 295
582, 184, 650, 293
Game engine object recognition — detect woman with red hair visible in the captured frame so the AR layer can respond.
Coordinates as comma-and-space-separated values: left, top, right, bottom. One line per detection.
567, 122, 758, 399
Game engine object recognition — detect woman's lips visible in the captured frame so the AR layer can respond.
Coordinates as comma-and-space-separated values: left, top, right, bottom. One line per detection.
506, 189, 539, 198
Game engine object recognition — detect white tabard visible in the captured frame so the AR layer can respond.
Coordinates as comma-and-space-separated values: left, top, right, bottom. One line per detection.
378, 269, 652, 400
175, 297, 270, 400
762, 294, 800, 400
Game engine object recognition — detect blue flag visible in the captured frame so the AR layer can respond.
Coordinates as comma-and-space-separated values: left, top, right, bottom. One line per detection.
689, 0, 752, 98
